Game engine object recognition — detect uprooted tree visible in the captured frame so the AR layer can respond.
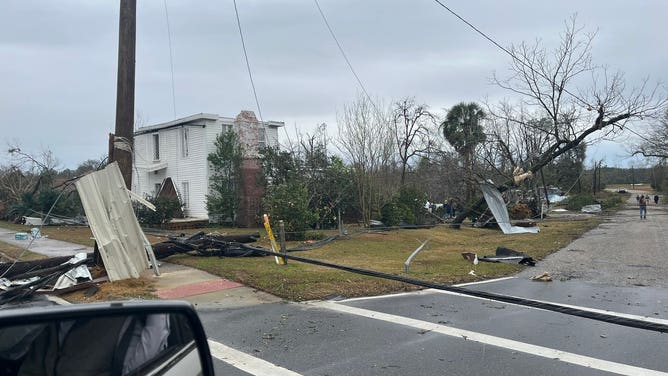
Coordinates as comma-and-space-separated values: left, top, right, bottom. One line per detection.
452, 16, 668, 225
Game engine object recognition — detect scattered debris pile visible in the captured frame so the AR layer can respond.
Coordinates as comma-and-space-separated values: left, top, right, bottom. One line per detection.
461, 247, 536, 267
480, 247, 536, 266
151, 231, 339, 258
0, 253, 97, 306
0, 163, 157, 306
19, 214, 88, 226
152, 231, 264, 258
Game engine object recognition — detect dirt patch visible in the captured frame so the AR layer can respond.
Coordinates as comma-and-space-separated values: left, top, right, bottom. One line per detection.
61, 273, 158, 303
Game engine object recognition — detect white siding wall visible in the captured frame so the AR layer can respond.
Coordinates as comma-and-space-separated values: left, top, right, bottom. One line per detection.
132, 113, 283, 221
132, 125, 209, 219
132, 133, 164, 197
266, 126, 280, 148
171, 125, 209, 218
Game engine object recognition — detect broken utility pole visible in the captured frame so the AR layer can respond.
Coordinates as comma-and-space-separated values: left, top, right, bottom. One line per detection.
112, 0, 136, 189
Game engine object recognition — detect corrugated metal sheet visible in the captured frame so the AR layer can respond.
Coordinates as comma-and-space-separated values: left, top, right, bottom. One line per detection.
480, 183, 540, 234
76, 162, 150, 281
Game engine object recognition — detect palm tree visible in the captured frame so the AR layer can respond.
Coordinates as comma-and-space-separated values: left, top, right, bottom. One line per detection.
441, 102, 486, 203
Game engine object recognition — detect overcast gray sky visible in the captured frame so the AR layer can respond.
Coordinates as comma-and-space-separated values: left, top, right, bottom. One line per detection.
1, 0, 666, 169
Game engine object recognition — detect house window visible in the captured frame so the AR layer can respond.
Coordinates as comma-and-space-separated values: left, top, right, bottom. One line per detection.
181, 181, 190, 209
258, 127, 266, 149
181, 128, 189, 157
154, 183, 162, 196
152, 134, 160, 161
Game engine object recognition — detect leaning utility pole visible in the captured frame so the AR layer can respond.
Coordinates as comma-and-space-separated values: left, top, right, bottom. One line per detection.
111, 0, 136, 189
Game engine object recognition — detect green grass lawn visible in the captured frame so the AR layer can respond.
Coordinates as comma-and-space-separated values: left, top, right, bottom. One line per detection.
170, 218, 601, 301
0, 240, 46, 262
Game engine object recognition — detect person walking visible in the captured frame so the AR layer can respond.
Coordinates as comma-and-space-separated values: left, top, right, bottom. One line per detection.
654, 195, 659, 205
639, 195, 647, 219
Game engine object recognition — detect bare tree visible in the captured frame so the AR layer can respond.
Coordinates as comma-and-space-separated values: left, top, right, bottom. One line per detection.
0, 166, 36, 207
392, 97, 437, 185
7, 146, 59, 173
453, 16, 667, 224
0, 146, 60, 219
632, 109, 668, 159
336, 93, 395, 224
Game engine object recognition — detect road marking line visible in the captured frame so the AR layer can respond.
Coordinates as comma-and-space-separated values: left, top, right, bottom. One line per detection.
336, 289, 435, 302
336, 277, 518, 303
430, 289, 668, 326
312, 301, 668, 376
208, 339, 303, 376
453, 276, 516, 287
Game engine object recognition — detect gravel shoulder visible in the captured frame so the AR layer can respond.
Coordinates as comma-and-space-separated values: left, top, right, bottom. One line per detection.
516, 191, 668, 288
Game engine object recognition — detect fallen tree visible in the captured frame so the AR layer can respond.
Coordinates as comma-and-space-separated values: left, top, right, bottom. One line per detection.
452, 16, 667, 226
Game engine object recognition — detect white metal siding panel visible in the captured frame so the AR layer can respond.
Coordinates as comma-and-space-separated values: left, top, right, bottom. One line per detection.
76, 163, 150, 281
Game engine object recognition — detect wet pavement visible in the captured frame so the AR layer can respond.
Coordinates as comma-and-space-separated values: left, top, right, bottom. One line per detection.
199, 276, 668, 376
0, 227, 91, 257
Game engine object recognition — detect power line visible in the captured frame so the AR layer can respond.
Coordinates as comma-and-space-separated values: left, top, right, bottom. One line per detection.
233, 0, 264, 122
432, 0, 593, 109
313, 0, 384, 119
163, 0, 177, 119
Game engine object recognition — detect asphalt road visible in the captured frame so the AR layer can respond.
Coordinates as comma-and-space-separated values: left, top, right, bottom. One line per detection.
516, 190, 668, 287
197, 191, 668, 376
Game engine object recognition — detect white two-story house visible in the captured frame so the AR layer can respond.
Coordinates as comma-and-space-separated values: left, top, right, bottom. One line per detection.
132, 111, 283, 227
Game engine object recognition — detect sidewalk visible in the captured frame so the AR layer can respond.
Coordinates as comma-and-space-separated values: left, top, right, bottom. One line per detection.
0, 226, 282, 307
146, 262, 282, 308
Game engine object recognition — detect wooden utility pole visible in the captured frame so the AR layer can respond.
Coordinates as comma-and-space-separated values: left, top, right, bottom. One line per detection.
112, 0, 137, 189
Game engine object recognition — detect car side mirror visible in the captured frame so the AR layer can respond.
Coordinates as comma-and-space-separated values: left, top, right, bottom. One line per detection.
0, 300, 214, 376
